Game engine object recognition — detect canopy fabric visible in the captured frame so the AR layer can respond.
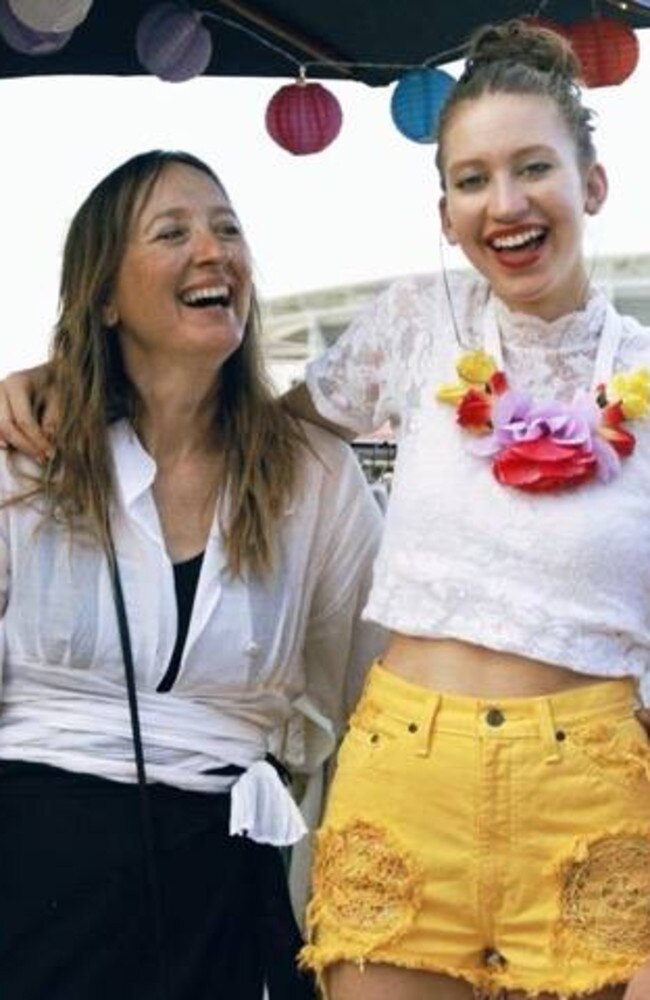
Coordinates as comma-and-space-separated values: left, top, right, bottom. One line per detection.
0, 0, 648, 85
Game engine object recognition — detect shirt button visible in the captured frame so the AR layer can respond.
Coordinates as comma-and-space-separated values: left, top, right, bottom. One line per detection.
245, 641, 260, 657
486, 707, 505, 727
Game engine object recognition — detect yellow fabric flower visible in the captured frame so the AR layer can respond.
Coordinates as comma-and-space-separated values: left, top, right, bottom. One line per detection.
608, 368, 650, 420
456, 350, 497, 385
436, 382, 468, 404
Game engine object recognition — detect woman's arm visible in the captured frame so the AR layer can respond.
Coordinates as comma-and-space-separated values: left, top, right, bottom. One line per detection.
0, 363, 55, 460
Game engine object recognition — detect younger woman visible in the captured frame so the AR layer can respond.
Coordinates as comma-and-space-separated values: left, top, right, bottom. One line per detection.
290, 20, 650, 1000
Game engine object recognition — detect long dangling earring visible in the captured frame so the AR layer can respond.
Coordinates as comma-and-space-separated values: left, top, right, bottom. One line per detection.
583, 203, 604, 296
438, 230, 473, 351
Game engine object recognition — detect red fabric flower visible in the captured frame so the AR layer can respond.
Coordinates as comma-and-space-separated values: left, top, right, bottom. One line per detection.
488, 371, 508, 395
457, 389, 491, 432
601, 400, 625, 427
599, 424, 636, 458
493, 438, 598, 492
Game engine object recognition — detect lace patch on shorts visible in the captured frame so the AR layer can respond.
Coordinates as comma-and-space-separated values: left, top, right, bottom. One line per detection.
557, 833, 650, 959
306, 820, 422, 951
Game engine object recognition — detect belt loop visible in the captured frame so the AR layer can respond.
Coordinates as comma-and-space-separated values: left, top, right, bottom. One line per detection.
536, 698, 561, 764
414, 693, 442, 757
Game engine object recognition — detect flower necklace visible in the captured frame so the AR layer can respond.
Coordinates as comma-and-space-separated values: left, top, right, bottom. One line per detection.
436, 299, 650, 493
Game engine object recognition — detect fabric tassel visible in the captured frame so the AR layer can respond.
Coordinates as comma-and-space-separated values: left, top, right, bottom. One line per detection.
230, 759, 308, 846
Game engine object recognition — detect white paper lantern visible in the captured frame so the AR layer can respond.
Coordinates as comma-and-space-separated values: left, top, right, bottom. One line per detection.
0, 0, 73, 51
8, 0, 92, 33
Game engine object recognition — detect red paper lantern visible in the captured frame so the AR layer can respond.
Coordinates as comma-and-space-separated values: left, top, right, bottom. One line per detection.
265, 79, 342, 155
565, 17, 639, 88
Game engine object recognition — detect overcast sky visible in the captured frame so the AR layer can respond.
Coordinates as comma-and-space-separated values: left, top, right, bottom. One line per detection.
0, 29, 649, 375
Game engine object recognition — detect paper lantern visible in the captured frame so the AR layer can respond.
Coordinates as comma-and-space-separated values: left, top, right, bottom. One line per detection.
265, 80, 342, 155
565, 18, 639, 87
390, 68, 455, 144
136, 2, 212, 83
8, 0, 91, 32
0, 0, 73, 52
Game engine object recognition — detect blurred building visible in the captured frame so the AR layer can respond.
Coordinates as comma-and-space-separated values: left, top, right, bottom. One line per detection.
261, 254, 650, 393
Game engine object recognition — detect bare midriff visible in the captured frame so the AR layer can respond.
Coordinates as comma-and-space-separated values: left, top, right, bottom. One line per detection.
382, 633, 610, 698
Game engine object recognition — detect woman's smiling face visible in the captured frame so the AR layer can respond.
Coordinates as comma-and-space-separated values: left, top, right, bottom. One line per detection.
105, 162, 253, 374
439, 91, 607, 321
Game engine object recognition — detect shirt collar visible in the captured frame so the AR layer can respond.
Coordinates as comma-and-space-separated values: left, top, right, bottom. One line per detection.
108, 419, 157, 511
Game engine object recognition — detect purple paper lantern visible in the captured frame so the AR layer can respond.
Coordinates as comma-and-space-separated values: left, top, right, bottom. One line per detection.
136, 2, 212, 83
0, 0, 72, 52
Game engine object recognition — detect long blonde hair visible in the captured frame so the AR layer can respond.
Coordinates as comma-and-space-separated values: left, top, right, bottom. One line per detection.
21, 150, 304, 575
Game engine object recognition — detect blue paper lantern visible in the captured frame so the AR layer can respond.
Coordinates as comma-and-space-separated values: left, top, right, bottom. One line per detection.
390, 68, 455, 144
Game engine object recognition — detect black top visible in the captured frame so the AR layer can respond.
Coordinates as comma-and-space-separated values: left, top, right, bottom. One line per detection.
156, 552, 205, 693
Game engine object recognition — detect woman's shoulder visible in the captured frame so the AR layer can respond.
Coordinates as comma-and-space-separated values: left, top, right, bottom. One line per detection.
0, 450, 43, 531
617, 309, 650, 370
295, 422, 377, 503
359, 270, 488, 360
297, 421, 360, 474
0, 448, 40, 490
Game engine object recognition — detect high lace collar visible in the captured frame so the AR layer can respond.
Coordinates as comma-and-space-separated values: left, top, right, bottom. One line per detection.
493, 285, 608, 354
484, 286, 612, 402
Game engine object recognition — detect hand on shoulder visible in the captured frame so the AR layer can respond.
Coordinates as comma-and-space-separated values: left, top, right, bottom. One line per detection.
0, 363, 55, 461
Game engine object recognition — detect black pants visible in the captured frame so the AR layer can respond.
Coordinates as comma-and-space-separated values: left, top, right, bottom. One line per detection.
0, 761, 315, 1000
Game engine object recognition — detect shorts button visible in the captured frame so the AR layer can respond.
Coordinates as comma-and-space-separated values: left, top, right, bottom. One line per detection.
486, 707, 505, 727
483, 947, 507, 969
407, 722, 418, 733
370, 733, 380, 744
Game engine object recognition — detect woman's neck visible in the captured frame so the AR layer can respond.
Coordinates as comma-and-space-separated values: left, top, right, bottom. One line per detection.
130, 366, 220, 465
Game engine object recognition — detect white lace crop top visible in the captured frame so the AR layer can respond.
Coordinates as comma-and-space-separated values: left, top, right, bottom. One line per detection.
306, 271, 650, 684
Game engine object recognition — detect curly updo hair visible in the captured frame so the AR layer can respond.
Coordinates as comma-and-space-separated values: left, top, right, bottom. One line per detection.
436, 20, 596, 184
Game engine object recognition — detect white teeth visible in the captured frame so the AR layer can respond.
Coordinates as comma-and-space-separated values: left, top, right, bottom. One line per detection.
491, 228, 545, 250
181, 285, 230, 306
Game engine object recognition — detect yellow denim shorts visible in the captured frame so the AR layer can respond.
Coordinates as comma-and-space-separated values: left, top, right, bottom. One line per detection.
301, 663, 650, 997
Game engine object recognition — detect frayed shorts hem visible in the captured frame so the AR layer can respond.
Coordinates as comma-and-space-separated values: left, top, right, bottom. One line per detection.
299, 944, 633, 998
299, 946, 481, 996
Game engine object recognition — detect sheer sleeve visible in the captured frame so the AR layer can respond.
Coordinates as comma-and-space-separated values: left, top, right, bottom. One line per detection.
297, 448, 386, 766
283, 441, 387, 922
305, 279, 422, 436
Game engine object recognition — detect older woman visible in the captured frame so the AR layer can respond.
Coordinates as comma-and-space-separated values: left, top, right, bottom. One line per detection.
0, 150, 384, 1000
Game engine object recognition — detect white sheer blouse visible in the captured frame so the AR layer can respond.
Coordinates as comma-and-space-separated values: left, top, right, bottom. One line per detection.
0, 421, 385, 803
306, 271, 650, 686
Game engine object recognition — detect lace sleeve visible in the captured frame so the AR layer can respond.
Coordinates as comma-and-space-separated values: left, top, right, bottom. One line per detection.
305, 281, 408, 435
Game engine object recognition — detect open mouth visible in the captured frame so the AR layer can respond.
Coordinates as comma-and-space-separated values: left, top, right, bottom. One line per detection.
179, 285, 232, 309
488, 227, 547, 253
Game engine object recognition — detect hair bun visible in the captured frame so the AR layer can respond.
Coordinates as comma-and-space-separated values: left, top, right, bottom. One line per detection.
466, 20, 581, 82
